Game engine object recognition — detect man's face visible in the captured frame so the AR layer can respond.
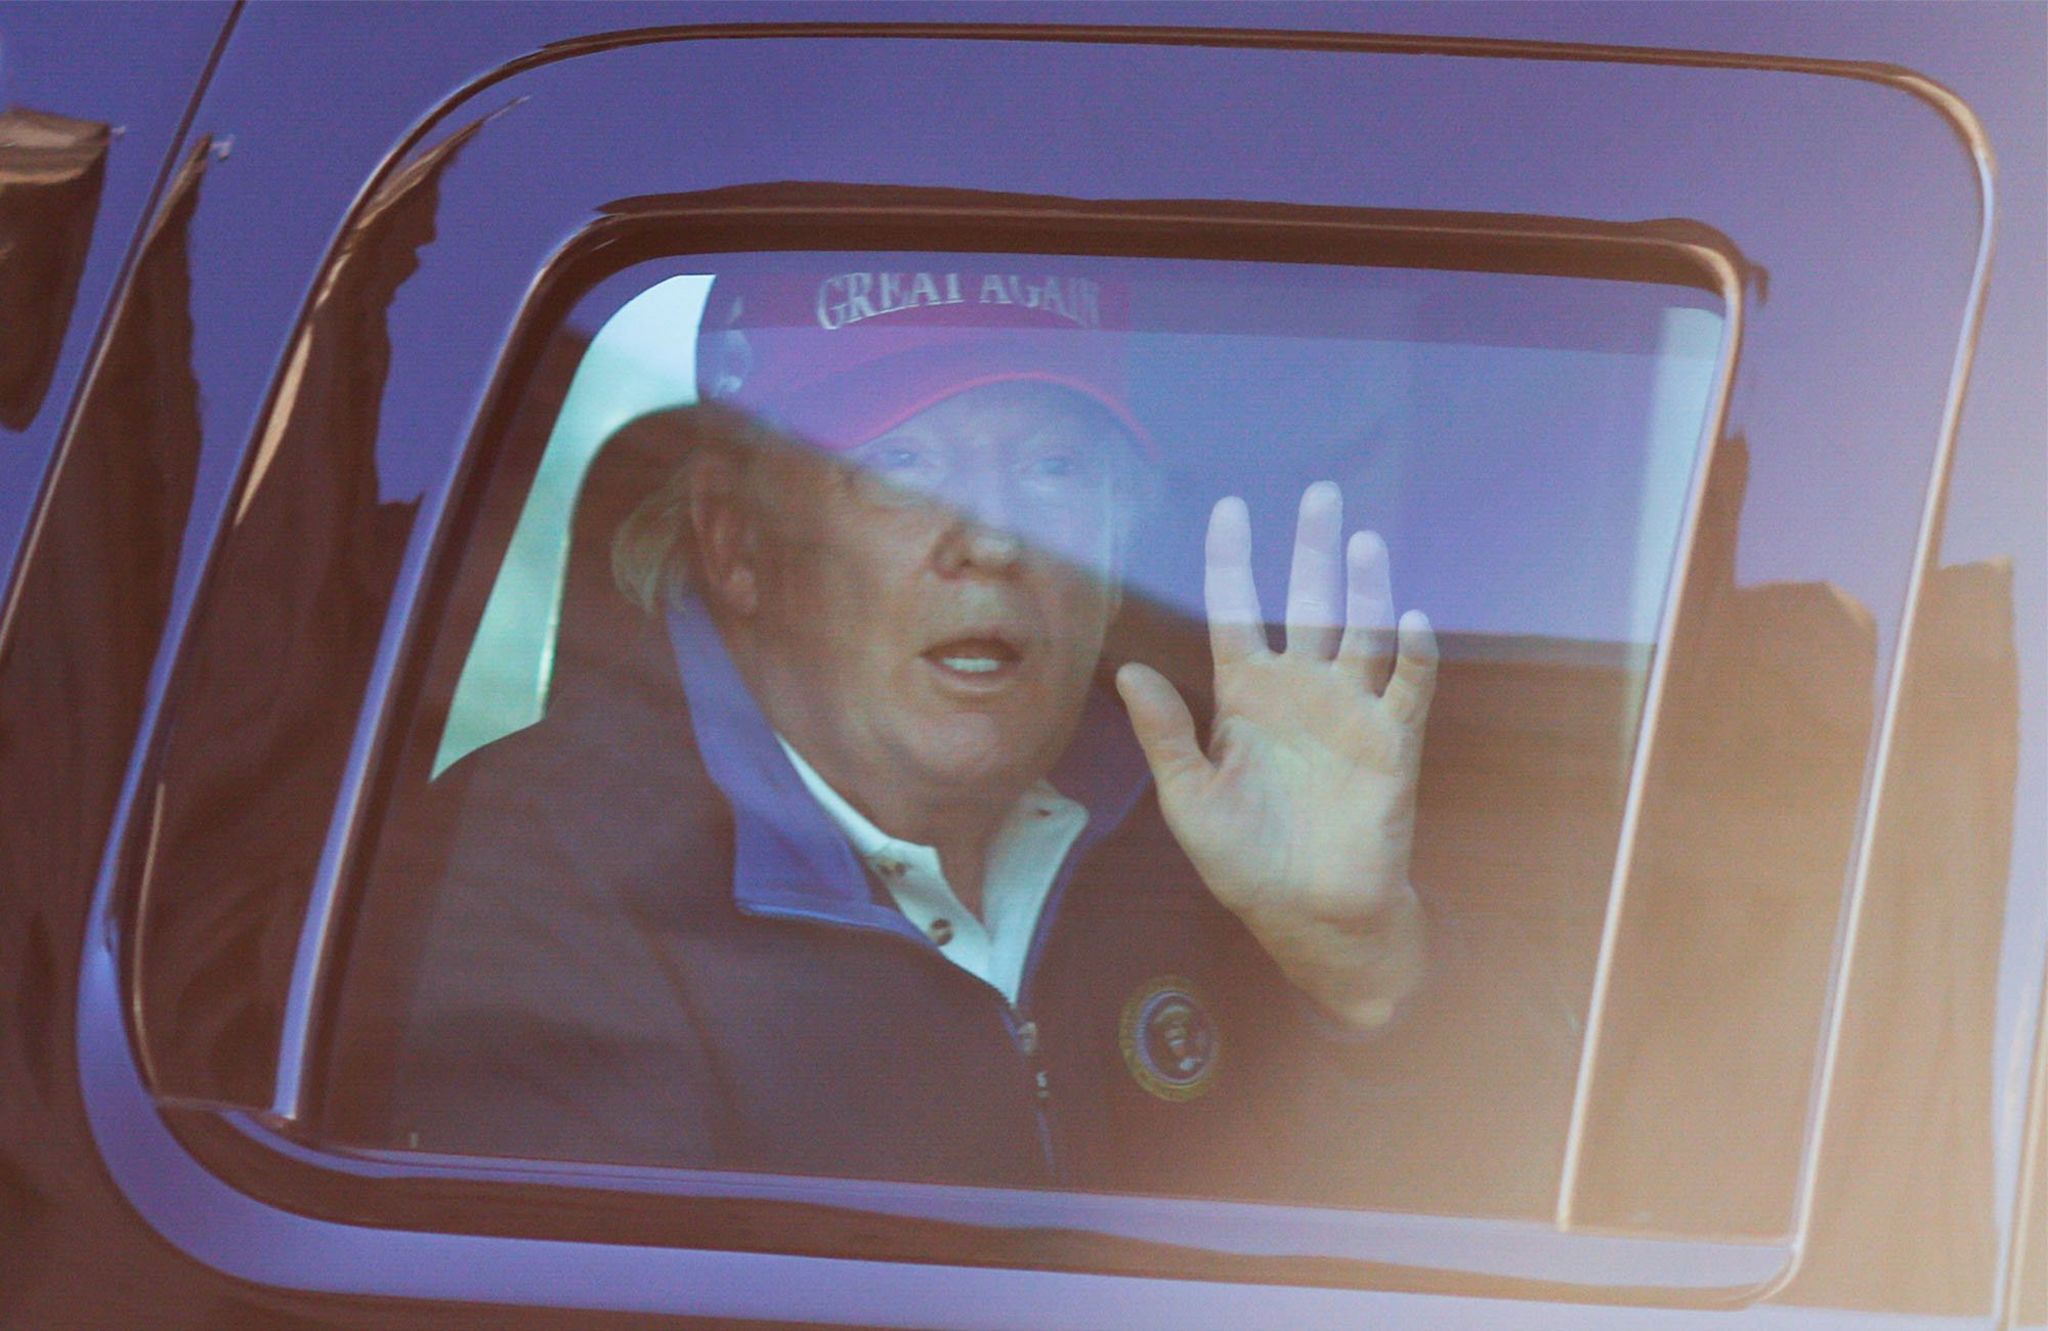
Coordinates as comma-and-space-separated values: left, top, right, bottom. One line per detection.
733, 381, 1130, 819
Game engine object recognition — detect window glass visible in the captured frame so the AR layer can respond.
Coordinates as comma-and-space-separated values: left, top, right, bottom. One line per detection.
328, 249, 1724, 1219
442, 258, 1719, 771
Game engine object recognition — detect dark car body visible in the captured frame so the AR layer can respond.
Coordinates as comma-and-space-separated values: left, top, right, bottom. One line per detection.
1, 4, 2041, 1328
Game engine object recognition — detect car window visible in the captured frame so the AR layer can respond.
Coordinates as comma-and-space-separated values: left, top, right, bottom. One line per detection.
321, 245, 1728, 1223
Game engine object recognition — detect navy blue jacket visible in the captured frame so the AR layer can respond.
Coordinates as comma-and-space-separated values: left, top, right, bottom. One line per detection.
388, 597, 1394, 1198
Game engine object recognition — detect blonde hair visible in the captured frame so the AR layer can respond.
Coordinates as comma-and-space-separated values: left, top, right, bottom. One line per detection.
610, 402, 787, 613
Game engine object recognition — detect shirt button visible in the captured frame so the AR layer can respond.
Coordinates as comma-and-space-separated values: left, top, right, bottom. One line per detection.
1015, 1020, 1039, 1056
927, 918, 954, 946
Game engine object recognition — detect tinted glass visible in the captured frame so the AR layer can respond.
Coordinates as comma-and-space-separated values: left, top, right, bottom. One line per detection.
326, 248, 1725, 1218
446, 257, 1720, 767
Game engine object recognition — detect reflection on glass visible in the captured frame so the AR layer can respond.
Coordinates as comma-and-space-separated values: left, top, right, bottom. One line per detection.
335, 251, 1726, 1218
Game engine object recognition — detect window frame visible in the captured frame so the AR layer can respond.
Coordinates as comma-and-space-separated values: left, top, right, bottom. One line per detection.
139, 184, 1763, 1301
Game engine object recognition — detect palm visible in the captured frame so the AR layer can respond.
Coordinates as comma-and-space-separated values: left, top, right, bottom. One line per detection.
1189, 650, 1417, 920
1116, 484, 1436, 1022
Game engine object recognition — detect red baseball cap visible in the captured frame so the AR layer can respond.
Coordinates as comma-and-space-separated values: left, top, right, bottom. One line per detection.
696, 263, 1151, 454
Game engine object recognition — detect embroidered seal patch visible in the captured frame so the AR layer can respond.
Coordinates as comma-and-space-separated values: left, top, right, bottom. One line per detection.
1119, 975, 1220, 1101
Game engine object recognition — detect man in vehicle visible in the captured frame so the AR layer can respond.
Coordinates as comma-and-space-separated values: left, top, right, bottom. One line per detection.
389, 263, 1438, 1195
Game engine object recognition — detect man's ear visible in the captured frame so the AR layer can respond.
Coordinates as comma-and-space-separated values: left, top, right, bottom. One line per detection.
684, 450, 760, 617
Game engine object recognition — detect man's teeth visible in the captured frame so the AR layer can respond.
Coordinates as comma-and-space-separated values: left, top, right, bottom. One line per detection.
941, 656, 1002, 673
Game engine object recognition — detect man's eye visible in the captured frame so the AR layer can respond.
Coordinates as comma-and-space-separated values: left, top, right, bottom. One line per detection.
854, 439, 944, 478
870, 445, 931, 473
852, 441, 947, 503
1019, 451, 1102, 492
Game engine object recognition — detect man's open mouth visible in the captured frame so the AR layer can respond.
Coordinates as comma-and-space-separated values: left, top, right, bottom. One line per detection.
923, 636, 1023, 680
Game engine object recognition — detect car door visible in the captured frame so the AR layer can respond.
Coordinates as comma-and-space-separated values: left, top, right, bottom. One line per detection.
1, 5, 2039, 1329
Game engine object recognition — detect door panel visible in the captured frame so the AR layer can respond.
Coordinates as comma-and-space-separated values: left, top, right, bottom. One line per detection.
21, 10, 2005, 1326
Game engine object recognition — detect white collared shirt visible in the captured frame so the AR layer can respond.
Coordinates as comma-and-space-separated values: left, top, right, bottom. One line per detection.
776, 738, 1088, 1005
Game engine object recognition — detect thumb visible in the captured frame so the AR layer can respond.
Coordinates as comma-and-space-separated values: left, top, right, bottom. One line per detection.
1115, 662, 1212, 801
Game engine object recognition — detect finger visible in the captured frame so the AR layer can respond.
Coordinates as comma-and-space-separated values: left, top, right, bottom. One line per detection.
1204, 496, 1268, 664
1381, 609, 1440, 725
1115, 662, 1214, 806
1336, 529, 1396, 691
1284, 481, 1344, 658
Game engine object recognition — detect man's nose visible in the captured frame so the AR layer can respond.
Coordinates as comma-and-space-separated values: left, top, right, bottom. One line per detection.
936, 463, 1026, 572
936, 506, 1025, 574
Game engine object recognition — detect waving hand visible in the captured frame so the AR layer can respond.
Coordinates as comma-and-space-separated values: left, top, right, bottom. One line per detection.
1115, 483, 1437, 1029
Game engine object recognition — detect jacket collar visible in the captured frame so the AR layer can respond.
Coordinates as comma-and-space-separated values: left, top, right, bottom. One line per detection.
664, 595, 1150, 938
